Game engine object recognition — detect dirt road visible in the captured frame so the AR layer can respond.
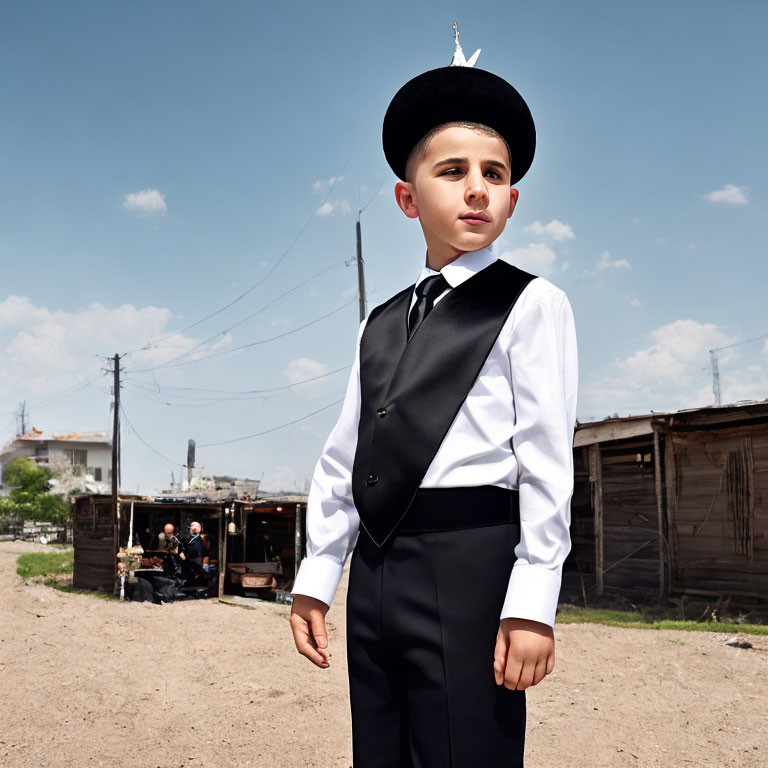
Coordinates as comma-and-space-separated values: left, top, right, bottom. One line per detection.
1, 541, 765, 767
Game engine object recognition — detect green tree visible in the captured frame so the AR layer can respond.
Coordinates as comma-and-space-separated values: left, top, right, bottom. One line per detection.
3, 456, 52, 496
1, 457, 70, 525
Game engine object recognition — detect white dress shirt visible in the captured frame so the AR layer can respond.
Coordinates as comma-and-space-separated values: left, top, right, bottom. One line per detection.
291, 240, 579, 628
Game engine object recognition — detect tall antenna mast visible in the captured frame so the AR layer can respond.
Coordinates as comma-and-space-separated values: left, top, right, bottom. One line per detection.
709, 348, 722, 406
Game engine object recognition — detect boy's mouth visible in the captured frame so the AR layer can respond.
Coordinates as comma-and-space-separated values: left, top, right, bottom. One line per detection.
459, 211, 491, 226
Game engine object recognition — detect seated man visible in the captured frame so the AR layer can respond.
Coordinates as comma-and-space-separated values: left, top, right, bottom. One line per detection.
156, 523, 184, 579
157, 523, 180, 554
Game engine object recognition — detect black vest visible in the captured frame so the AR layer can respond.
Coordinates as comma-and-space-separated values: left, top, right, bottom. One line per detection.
351, 258, 536, 546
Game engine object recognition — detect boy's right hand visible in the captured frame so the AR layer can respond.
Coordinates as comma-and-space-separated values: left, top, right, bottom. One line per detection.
289, 594, 331, 668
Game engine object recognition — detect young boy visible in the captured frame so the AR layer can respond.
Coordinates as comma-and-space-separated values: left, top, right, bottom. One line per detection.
289, 30, 578, 767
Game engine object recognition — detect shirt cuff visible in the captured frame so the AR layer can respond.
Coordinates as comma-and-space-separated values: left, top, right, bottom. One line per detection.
500, 562, 563, 628
290, 555, 344, 609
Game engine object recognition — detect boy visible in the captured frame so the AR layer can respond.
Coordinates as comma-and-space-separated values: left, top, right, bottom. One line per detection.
289, 28, 578, 767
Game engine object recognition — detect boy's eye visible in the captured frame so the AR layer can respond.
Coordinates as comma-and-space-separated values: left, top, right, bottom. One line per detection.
438, 167, 503, 179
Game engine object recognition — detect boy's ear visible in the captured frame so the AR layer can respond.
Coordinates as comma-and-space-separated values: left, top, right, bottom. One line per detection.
507, 187, 519, 219
394, 181, 420, 219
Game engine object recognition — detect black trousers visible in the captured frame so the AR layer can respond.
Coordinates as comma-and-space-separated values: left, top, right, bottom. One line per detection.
346, 488, 525, 768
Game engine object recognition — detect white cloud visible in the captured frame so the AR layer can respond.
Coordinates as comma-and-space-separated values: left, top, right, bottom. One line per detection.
122, 188, 167, 216
282, 357, 336, 399
596, 249, 630, 271
703, 184, 748, 206
283, 358, 328, 385
312, 176, 345, 193
0, 295, 217, 400
577, 318, 768, 420
524, 219, 575, 242
316, 199, 352, 217
620, 319, 732, 385
500, 243, 558, 276
500, 216, 573, 276
630, 298, 642, 308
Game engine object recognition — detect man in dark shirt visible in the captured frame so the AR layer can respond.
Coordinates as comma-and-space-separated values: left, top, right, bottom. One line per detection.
182, 521, 208, 566
179, 521, 209, 587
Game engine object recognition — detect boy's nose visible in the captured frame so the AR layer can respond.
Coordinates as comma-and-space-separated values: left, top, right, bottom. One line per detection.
465, 177, 488, 206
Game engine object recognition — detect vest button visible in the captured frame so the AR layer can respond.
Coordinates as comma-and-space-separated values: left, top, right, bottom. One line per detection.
376, 407, 387, 418
365, 473, 379, 487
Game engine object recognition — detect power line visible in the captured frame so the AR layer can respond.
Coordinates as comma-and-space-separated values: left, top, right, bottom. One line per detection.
119, 403, 185, 467
0, 371, 105, 439
25, 369, 104, 413
711, 331, 768, 353
128, 296, 357, 373
359, 176, 386, 215
197, 397, 346, 448
0, 415, 16, 438
135, 258, 349, 371
122, 382, 291, 408
124, 152, 354, 357
127, 363, 351, 398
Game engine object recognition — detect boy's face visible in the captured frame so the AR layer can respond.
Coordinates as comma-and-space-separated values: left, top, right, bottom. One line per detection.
395, 125, 519, 263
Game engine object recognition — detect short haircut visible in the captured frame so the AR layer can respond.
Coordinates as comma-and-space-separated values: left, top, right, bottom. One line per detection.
403, 120, 513, 183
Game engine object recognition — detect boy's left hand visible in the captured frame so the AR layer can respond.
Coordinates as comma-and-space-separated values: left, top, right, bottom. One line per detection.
494, 617, 555, 690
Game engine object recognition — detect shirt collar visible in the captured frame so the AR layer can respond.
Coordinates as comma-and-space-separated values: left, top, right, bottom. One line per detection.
414, 240, 499, 291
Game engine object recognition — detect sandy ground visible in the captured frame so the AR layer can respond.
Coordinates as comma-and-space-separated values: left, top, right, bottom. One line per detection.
1, 540, 766, 768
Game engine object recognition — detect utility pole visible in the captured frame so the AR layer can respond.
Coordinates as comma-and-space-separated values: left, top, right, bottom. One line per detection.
111, 354, 120, 513
356, 216, 368, 321
15, 400, 28, 436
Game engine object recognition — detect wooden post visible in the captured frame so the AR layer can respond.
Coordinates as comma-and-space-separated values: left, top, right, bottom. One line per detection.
218, 508, 227, 598
294, 503, 303, 583
113, 498, 120, 596
589, 444, 604, 596
128, 501, 135, 549
111, 354, 120, 518
653, 426, 667, 601
663, 433, 678, 594
242, 505, 248, 563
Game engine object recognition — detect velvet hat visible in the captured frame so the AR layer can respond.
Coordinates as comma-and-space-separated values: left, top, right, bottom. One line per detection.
382, 27, 536, 185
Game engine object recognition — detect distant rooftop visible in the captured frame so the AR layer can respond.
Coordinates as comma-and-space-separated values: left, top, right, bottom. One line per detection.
575, 397, 768, 447
576, 397, 768, 429
12, 429, 110, 444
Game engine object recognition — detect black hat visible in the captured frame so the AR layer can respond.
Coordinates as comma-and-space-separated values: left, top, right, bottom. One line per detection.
382, 30, 536, 185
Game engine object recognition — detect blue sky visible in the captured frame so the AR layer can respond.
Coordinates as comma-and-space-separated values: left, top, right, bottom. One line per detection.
1, 1, 766, 493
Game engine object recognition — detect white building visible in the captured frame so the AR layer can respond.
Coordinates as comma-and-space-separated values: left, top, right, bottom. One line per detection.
0, 430, 112, 495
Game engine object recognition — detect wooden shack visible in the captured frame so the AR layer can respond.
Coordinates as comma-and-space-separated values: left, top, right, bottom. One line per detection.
220, 496, 307, 598
660, 402, 768, 600
72, 493, 307, 599
566, 400, 768, 604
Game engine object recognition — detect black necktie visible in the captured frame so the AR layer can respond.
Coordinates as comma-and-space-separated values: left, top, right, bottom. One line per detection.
408, 273, 450, 340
